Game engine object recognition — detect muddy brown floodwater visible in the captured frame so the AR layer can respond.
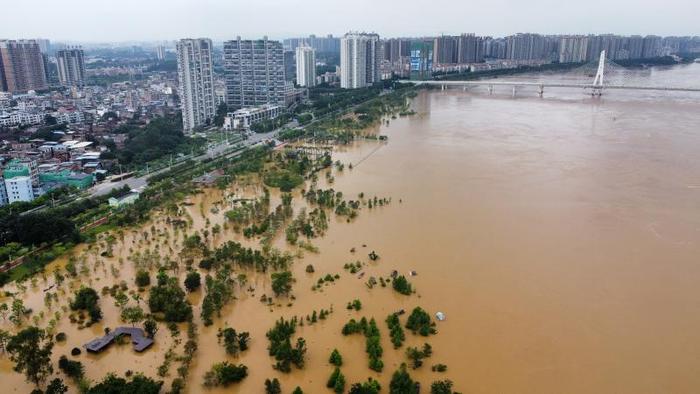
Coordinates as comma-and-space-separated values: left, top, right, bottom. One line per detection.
3, 63, 700, 393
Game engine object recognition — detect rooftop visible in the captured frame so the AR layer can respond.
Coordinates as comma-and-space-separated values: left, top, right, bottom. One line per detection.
84, 326, 153, 353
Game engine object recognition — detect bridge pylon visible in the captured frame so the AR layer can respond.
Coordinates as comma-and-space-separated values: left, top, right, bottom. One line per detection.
591, 50, 606, 96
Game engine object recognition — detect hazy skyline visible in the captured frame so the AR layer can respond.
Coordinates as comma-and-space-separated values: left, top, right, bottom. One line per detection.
2, 0, 699, 42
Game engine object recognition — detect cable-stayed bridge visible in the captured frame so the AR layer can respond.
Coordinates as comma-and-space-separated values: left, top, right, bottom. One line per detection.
411, 51, 700, 96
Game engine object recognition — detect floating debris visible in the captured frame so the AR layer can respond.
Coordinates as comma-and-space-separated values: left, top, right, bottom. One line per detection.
358, 272, 365, 279
409, 270, 417, 276
390, 270, 398, 279
369, 251, 379, 261
436, 312, 446, 321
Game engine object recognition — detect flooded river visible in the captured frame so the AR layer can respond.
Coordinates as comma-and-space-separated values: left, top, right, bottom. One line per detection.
3, 63, 700, 393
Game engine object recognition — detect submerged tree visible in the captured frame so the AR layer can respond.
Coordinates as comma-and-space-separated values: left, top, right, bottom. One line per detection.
266, 317, 306, 372
143, 317, 159, 339
58, 355, 84, 380
327, 367, 345, 390
87, 373, 163, 393
184, 271, 201, 292
45, 378, 68, 394
148, 274, 192, 322
70, 287, 102, 323
349, 378, 382, 394
121, 306, 145, 327
392, 275, 413, 295
405, 307, 437, 336
406, 343, 433, 369
329, 348, 343, 366
389, 363, 418, 394
271, 271, 293, 297
265, 378, 282, 394
217, 327, 250, 356
10, 298, 26, 326
135, 270, 151, 287
203, 362, 248, 387
6, 326, 54, 387
430, 379, 455, 394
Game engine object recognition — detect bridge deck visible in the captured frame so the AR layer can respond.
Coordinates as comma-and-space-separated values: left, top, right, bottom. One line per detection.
412, 80, 700, 93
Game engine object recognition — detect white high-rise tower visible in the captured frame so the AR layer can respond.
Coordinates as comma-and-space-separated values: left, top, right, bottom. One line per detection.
176, 38, 216, 133
340, 32, 381, 89
295, 45, 316, 87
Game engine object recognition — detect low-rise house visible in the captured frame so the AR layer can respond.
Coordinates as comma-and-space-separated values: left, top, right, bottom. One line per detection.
193, 169, 224, 186
223, 104, 283, 131
39, 170, 94, 190
108, 190, 140, 207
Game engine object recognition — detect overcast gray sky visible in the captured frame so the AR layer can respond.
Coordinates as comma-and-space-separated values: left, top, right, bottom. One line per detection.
2, 0, 698, 42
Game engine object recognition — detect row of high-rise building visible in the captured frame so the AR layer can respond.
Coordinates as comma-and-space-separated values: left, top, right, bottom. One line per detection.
283, 34, 341, 53
557, 35, 664, 63
0, 40, 86, 93
0, 40, 48, 93
177, 33, 381, 132
383, 38, 411, 63
433, 34, 485, 64
177, 37, 290, 132
424, 33, 679, 65
175, 33, 699, 132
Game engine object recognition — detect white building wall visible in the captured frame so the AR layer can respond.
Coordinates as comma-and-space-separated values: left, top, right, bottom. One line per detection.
177, 38, 216, 133
340, 33, 380, 89
5, 176, 34, 203
296, 46, 316, 87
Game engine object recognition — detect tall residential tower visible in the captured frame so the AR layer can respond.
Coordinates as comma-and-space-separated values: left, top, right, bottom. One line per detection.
295, 45, 316, 87
0, 40, 48, 93
223, 37, 286, 108
56, 48, 86, 86
340, 32, 381, 89
176, 38, 216, 133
